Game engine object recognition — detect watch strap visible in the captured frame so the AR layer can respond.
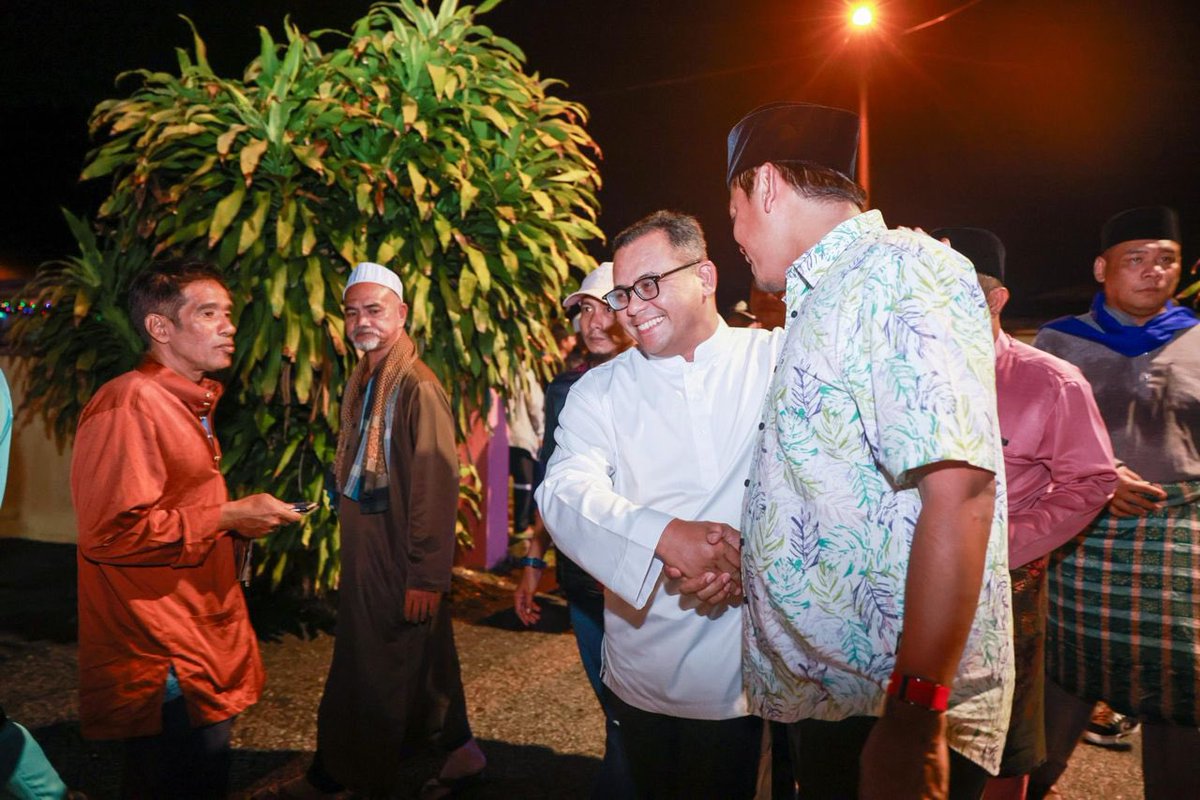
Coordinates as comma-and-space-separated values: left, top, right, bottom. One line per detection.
886, 672, 950, 712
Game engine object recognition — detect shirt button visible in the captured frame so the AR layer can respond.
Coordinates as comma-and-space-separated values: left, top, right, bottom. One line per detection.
758, 422, 765, 430
744, 479, 750, 487
790, 310, 797, 318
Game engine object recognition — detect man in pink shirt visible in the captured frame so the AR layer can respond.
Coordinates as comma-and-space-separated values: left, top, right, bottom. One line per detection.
935, 227, 1118, 799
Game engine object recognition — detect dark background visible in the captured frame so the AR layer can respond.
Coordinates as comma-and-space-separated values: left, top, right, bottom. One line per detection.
3, 0, 1199, 317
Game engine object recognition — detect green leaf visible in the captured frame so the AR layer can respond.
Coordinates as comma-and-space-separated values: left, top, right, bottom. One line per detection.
406, 160, 427, 199
472, 103, 510, 134
355, 182, 372, 214
239, 138, 269, 183
458, 270, 478, 307
289, 143, 326, 175
80, 152, 130, 181
237, 191, 271, 255
216, 124, 249, 156
427, 63, 448, 99
208, 184, 246, 248
304, 256, 326, 323
268, 255, 288, 317
275, 196, 297, 252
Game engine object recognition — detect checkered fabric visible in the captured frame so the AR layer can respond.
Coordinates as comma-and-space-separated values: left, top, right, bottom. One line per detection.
1047, 480, 1200, 726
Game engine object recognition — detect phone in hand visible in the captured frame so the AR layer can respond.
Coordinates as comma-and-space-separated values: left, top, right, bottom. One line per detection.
290, 501, 318, 514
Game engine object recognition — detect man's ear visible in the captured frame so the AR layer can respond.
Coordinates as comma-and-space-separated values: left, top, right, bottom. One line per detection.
986, 285, 1010, 317
758, 163, 779, 214
697, 260, 718, 297
397, 301, 410, 328
144, 313, 172, 345
1093, 256, 1107, 284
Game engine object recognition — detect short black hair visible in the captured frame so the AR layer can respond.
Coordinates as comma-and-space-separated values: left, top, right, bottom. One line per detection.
732, 161, 866, 210
612, 210, 707, 261
128, 260, 228, 346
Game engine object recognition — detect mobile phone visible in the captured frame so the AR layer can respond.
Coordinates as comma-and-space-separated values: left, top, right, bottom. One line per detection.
290, 501, 318, 514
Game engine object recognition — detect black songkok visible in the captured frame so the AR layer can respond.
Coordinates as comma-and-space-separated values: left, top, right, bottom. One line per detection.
932, 227, 1006, 283
1100, 206, 1180, 251
726, 102, 860, 187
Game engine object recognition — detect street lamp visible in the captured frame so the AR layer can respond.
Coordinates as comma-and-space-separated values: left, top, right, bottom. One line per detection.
850, 5, 874, 27
848, 4, 876, 202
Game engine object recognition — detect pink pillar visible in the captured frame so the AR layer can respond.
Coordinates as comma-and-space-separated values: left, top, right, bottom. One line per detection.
456, 390, 509, 569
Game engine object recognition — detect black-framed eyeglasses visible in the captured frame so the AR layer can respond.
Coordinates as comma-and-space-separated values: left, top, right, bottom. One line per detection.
603, 258, 704, 311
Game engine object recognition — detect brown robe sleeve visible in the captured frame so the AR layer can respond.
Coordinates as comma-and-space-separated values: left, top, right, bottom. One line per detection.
401, 378, 460, 592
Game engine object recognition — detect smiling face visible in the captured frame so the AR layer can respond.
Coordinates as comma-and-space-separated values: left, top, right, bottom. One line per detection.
343, 282, 408, 362
577, 296, 632, 360
1094, 238, 1182, 324
147, 279, 236, 382
611, 230, 717, 361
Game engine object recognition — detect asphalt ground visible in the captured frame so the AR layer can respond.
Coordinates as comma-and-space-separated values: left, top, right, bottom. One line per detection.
0, 538, 1145, 799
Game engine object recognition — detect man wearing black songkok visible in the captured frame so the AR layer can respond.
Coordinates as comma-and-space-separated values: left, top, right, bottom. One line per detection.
936, 227, 1117, 800
1029, 207, 1200, 799
721, 102, 1014, 800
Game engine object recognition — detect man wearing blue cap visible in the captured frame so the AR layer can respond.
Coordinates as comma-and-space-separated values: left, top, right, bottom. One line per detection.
1029, 208, 1200, 799
725, 103, 1014, 799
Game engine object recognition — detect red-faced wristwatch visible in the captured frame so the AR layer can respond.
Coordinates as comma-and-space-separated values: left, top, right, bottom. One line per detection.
886, 672, 951, 712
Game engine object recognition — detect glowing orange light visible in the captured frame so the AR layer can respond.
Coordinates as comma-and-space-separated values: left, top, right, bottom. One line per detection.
850, 5, 874, 27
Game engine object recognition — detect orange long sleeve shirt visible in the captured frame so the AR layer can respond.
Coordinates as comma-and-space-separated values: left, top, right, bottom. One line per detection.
72, 359, 264, 739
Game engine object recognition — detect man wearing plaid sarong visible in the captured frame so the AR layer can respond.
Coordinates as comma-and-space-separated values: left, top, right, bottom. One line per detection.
1030, 207, 1200, 799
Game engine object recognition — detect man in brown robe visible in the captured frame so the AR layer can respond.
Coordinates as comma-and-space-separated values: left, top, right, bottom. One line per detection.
277, 262, 485, 798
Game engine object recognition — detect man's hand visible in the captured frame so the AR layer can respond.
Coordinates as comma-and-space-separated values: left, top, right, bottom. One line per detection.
860, 697, 949, 800
671, 571, 741, 608
514, 567, 543, 626
219, 493, 304, 538
658, 520, 742, 600
1108, 464, 1167, 517
405, 588, 442, 623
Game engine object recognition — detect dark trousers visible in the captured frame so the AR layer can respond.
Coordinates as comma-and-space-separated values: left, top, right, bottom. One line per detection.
770, 721, 798, 799
567, 597, 635, 799
787, 717, 989, 800
605, 688, 762, 800
509, 447, 536, 532
122, 697, 234, 799
1027, 679, 1200, 800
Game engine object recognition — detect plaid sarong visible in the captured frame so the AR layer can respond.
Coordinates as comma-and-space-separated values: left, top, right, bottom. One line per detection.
1046, 480, 1200, 726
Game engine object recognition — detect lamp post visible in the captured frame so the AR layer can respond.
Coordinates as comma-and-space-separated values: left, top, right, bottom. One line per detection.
849, 4, 875, 203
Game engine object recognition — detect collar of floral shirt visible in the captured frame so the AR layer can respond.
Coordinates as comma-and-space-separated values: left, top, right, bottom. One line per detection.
784, 210, 886, 324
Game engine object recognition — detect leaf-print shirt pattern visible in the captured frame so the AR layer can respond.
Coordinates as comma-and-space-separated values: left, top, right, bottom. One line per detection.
741, 211, 1014, 773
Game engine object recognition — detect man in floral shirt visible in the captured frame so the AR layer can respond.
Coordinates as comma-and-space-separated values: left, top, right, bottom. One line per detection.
725, 102, 1014, 799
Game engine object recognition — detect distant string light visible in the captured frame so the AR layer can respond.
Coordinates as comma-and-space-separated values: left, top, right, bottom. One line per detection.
0, 300, 53, 320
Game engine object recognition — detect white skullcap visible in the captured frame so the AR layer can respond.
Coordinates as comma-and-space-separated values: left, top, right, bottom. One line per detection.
563, 262, 615, 309
344, 262, 404, 302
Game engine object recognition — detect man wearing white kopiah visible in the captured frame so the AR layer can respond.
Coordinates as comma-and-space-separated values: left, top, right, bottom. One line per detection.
537, 210, 782, 800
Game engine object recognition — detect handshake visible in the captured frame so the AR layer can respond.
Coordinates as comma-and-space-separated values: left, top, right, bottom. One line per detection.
657, 519, 744, 606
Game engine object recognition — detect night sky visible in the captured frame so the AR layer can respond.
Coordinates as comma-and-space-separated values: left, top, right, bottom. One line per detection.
3, 0, 1199, 318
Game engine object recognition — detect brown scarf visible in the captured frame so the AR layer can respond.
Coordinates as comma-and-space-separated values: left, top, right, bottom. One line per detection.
334, 334, 419, 512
